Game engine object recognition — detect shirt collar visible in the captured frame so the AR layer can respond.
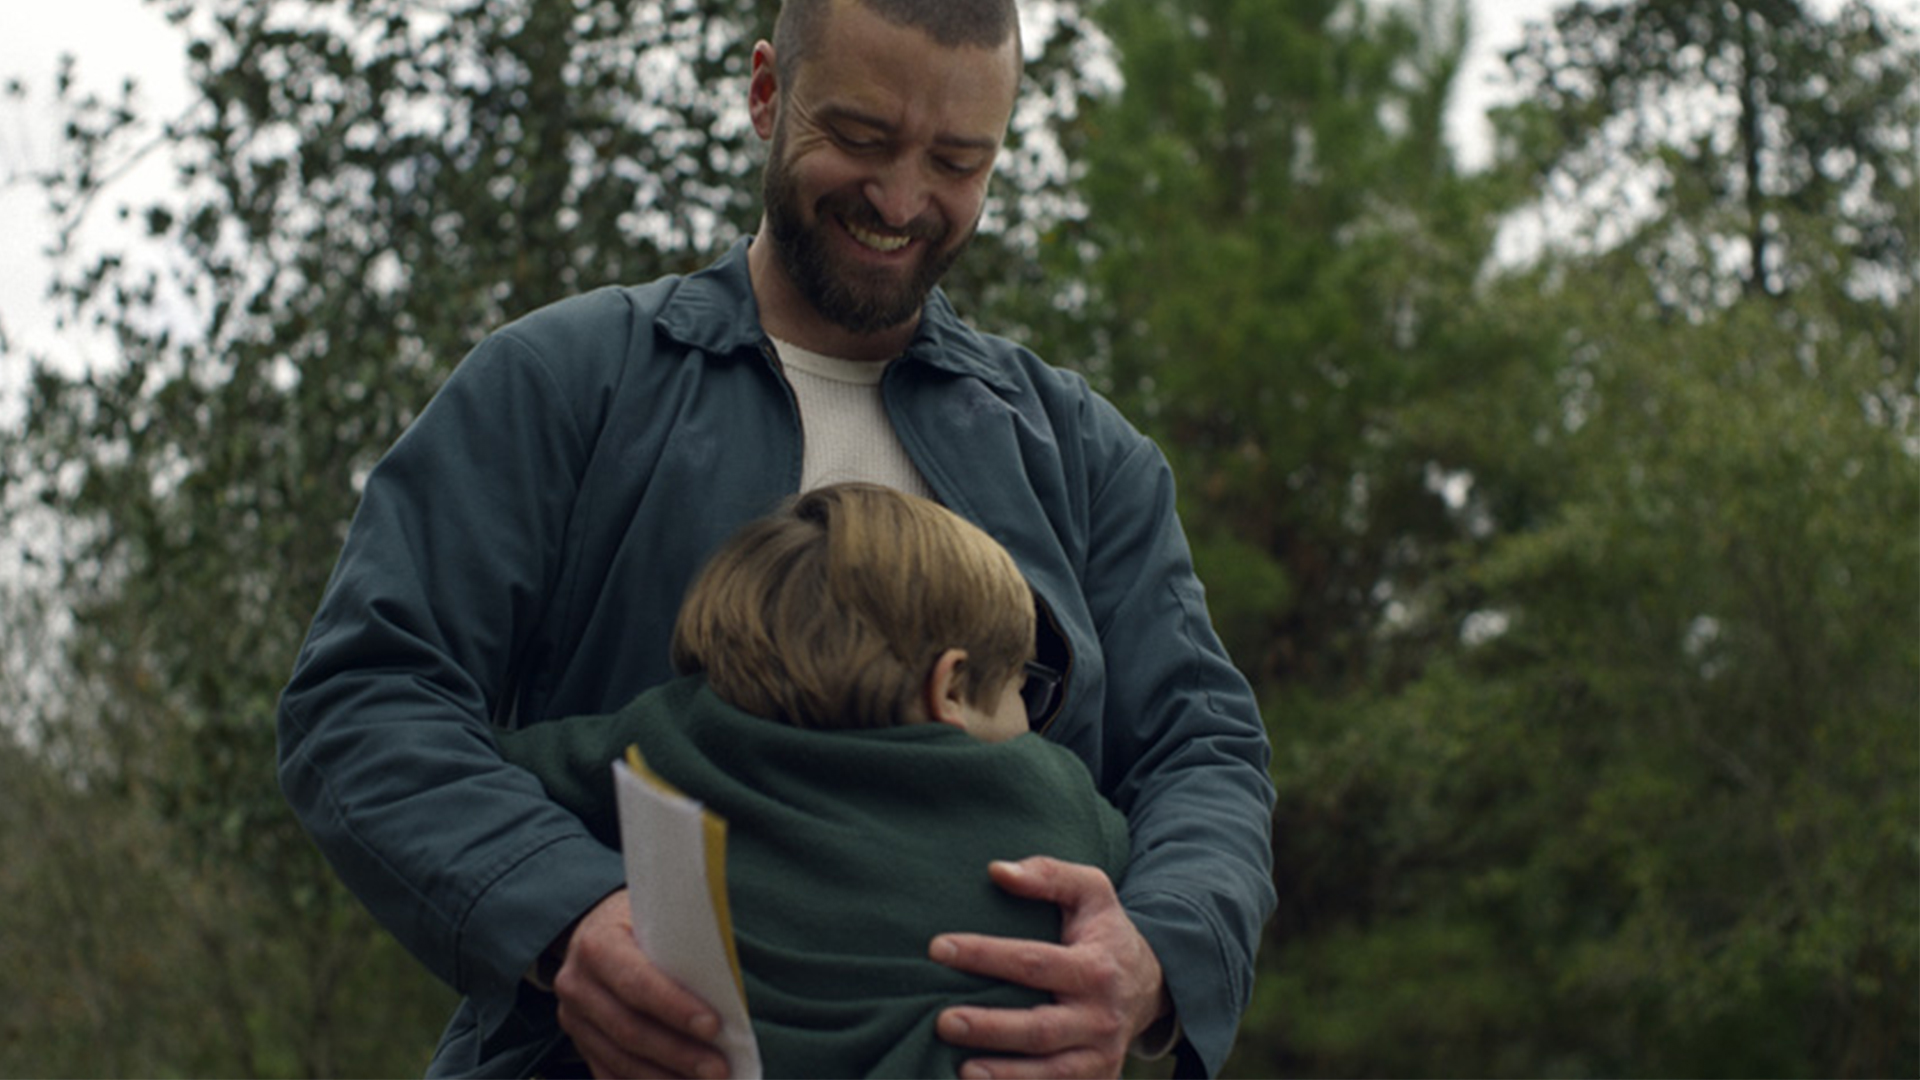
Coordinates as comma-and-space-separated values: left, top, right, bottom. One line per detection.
656, 237, 1021, 394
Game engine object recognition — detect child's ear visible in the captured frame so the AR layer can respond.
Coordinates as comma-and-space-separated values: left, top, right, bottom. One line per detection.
923, 648, 971, 731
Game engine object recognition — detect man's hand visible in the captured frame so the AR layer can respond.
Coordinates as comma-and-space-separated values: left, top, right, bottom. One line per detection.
552, 890, 731, 1080
930, 857, 1170, 1080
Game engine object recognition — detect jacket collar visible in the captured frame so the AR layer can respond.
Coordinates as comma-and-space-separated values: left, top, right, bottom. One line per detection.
655, 237, 1021, 394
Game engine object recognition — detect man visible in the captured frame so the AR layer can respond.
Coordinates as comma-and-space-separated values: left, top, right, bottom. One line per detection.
275, 0, 1275, 1077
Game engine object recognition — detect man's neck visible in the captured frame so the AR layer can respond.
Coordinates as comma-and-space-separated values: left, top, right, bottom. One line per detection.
747, 226, 919, 363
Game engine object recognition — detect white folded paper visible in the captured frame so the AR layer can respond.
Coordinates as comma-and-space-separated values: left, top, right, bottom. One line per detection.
612, 748, 763, 1079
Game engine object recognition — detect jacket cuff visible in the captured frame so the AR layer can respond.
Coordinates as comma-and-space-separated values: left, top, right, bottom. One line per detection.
462, 831, 626, 1037
1124, 889, 1248, 1078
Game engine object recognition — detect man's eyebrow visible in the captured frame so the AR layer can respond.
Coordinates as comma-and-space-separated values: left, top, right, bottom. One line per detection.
820, 105, 1000, 153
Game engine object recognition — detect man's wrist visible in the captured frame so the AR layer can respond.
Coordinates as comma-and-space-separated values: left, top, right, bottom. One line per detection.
526, 888, 618, 991
1130, 983, 1180, 1060
526, 934, 568, 991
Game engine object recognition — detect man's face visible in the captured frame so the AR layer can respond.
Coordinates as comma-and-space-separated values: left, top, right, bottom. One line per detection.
758, 1, 1020, 335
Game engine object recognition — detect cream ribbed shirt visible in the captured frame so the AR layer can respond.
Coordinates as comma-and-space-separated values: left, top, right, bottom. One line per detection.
770, 336, 935, 500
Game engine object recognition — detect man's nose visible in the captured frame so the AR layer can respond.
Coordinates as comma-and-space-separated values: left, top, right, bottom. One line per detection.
863, 158, 932, 229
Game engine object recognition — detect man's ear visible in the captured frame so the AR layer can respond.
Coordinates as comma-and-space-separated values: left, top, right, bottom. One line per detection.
922, 649, 971, 731
749, 40, 780, 140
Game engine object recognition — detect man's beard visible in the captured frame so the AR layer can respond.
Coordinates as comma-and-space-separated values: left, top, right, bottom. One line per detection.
762, 127, 975, 336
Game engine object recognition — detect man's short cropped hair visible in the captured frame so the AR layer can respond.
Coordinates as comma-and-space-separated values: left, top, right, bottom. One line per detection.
671, 482, 1035, 731
772, 0, 1023, 90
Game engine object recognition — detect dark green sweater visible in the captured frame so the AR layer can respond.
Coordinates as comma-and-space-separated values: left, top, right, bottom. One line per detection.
498, 675, 1132, 1078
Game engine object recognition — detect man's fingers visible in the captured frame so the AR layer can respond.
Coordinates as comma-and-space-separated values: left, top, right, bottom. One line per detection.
554, 891, 730, 1079
983, 857, 1116, 911
563, 1013, 686, 1080
930, 932, 1076, 993
936, 1001, 1100, 1055
931, 857, 1159, 1079
568, 895, 723, 1031
936, 1005, 1118, 1079
558, 987, 727, 1080
930, 924, 1135, 1004
560, 979, 728, 1080
576, 949, 723, 1044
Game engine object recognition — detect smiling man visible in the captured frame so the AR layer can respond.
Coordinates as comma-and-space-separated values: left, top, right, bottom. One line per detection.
749, 0, 1018, 357
276, 1, 1275, 1078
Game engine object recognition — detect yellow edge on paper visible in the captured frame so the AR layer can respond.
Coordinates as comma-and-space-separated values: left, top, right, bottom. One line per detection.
624, 745, 749, 1009
701, 813, 744, 1004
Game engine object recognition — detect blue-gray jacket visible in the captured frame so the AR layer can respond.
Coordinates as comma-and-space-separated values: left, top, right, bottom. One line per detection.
276, 240, 1276, 1077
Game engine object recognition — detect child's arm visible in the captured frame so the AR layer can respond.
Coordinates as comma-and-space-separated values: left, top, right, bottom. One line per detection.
495, 710, 640, 848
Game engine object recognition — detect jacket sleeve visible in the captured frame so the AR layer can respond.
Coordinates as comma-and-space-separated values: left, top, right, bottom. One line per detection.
1082, 410, 1277, 1079
275, 320, 627, 1044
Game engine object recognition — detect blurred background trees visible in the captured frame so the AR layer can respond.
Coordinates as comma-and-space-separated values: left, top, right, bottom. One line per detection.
1, 0, 1912, 1075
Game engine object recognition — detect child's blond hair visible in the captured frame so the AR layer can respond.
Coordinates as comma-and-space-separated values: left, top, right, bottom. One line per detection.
671, 483, 1034, 730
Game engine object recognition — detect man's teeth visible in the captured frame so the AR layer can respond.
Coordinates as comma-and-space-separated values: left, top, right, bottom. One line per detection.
845, 220, 911, 253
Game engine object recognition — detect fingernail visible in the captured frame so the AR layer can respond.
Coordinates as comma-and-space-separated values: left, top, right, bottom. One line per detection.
930, 937, 956, 962
690, 1012, 721, 1040
960, 1063, 993, 1080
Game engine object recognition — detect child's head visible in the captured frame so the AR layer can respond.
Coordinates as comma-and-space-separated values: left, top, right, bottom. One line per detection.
671, 483, 1036, 739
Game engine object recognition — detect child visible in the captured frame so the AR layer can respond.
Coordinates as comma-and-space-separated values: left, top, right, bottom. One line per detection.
498, 483, 1130, 1079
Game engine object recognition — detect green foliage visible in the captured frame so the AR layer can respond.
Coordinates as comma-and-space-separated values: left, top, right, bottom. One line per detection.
0, 732, 457, 1077
1019, 0, 1504, 695
1219, 0, 1917, 1075
1252, 294, 1918, 1075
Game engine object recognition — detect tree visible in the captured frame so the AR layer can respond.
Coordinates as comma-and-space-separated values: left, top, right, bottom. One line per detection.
1494, 0, 1915, 342
1017, 0, 1510, 695
1243, 1, 1917, 1075
1483, 14, 1920, 1069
